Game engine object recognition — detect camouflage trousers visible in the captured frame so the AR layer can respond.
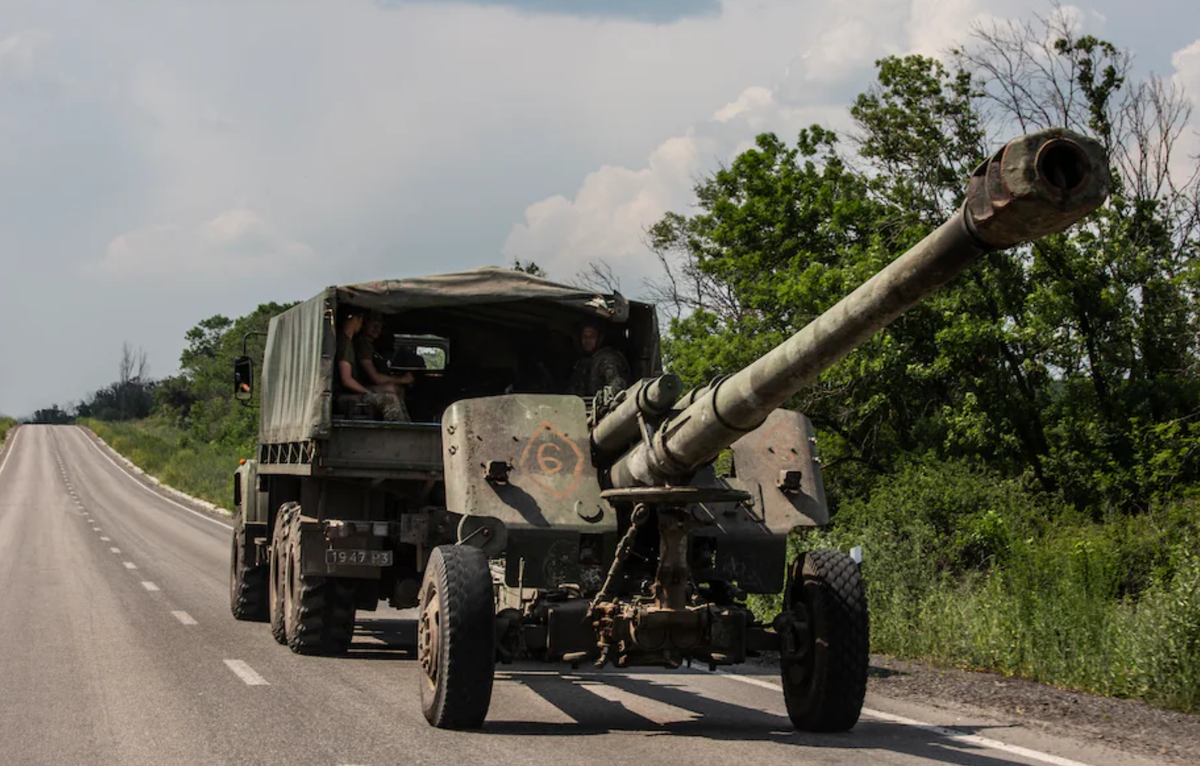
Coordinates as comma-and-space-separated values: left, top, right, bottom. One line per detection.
363, 390, 409, 422
338, 389, 410, 422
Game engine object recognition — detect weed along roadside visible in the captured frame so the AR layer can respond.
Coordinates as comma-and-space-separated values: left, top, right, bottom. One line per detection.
0, 416, 16, 449
765, 458, 1200, 715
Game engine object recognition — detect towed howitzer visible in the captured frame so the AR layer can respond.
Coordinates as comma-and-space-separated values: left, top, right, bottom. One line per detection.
434, 127, 1110, 733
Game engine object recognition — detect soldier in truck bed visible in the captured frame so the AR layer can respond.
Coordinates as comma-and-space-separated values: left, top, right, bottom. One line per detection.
355, 311, 416, 395
335, 307, 409, 422
568, 320, 631, 397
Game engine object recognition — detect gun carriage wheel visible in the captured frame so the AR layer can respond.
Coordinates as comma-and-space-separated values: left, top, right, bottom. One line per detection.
418, 545, 496, 729
777, 549, 869, 732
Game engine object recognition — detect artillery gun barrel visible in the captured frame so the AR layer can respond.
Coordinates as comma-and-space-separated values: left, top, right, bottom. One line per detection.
592, 374, 683, 454
610, 128, 1111, 488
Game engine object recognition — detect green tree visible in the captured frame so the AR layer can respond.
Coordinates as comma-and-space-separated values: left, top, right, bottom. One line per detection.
168, 302, 295, 455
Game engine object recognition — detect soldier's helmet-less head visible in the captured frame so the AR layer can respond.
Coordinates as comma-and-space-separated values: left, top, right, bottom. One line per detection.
579, 322, 603, 356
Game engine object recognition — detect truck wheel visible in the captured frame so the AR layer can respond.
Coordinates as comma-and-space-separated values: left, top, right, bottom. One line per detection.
268, 502, 297, 645
780, 549, 869, 733
230, 522, 268, 622
283, 506, 357, 656
418, 545, 495, 729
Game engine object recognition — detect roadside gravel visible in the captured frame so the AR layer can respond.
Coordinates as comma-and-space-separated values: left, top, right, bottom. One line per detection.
866, 654, 1200, 765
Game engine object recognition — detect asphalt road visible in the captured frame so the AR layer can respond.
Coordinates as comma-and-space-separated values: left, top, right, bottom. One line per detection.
0, 425, 1172, 766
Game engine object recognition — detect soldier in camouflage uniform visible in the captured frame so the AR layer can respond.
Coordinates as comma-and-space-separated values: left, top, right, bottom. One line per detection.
569, 321, 631, 398
335, 307, 408, 421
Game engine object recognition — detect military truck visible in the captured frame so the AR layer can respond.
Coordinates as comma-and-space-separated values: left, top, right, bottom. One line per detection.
230, 127, 1110, 733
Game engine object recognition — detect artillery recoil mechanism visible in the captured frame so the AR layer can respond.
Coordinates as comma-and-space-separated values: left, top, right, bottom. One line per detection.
228, 128, 1109, 736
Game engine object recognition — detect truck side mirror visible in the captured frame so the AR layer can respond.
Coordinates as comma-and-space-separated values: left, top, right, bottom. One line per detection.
233, 356, 254, 401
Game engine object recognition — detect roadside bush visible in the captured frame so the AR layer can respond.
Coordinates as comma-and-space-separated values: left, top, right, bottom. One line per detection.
749, 458, 1200, 714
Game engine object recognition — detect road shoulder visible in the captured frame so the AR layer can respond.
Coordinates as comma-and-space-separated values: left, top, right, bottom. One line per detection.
864, 654, 1200, 765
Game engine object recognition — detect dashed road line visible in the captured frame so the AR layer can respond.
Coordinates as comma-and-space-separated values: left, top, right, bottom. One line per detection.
100, 536, 110, 541
123, 562, 137, 570
224, 660, 269, 686
110, 547, 121, 553
141, 582, 160, 592
172, 611, 197, 625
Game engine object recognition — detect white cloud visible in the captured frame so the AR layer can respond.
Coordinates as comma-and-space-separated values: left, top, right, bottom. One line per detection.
0, 29, 71, 92
1171, 38, 1200, 180
0, 29, 48, 79
502, 0, 1047, 289
99, 208, 317, 278
503, 134, 716, 278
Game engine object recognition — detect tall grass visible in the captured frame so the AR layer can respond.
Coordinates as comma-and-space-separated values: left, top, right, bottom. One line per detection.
81, 416, 245, 512
0, 416, 16, 446
763, 458, 1200, 714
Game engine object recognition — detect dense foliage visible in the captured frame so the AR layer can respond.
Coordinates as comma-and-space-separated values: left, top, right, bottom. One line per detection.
786, 458, 1200, 713
650, 17, 1200, 516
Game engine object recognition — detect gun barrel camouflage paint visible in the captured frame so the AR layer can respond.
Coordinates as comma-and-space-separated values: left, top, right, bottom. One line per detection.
591, 374, 683, 455
610, 128, 1111, 488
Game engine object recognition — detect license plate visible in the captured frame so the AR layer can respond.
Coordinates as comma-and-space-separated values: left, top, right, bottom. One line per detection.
325, 549, 393, 566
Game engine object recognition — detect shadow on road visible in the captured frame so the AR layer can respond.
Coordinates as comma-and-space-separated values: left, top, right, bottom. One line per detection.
344, 618, 416, 660
488, 669, 1039, 766
340, 625, 1035, 765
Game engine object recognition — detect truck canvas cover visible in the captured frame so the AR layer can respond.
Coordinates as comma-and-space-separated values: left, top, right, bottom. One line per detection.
258, 266, 657, 445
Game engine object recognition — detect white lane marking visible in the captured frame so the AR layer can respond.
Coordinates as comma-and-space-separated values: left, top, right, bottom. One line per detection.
110, 547, 121, 553
580, 681, 699, 725
72, 427, 231, 529
92, 527, 101, 532
172, 611, 197, 625
224, 660, 269, 686
123, 562, 137, 570
716, 672, 1096, 766
141, 581, 160, 591
0, 429, 23, 479
100, 536, 110, 541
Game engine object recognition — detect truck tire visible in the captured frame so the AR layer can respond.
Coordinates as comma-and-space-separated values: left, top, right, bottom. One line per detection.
230, 521, 268, 622
418, 545, 495, 729
268, 502, 297, 645
780, 549, 869, 733
283, 505, 357, 656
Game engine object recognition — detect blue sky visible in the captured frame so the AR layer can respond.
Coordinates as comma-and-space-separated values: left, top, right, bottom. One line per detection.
1, 0, 1197, 417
